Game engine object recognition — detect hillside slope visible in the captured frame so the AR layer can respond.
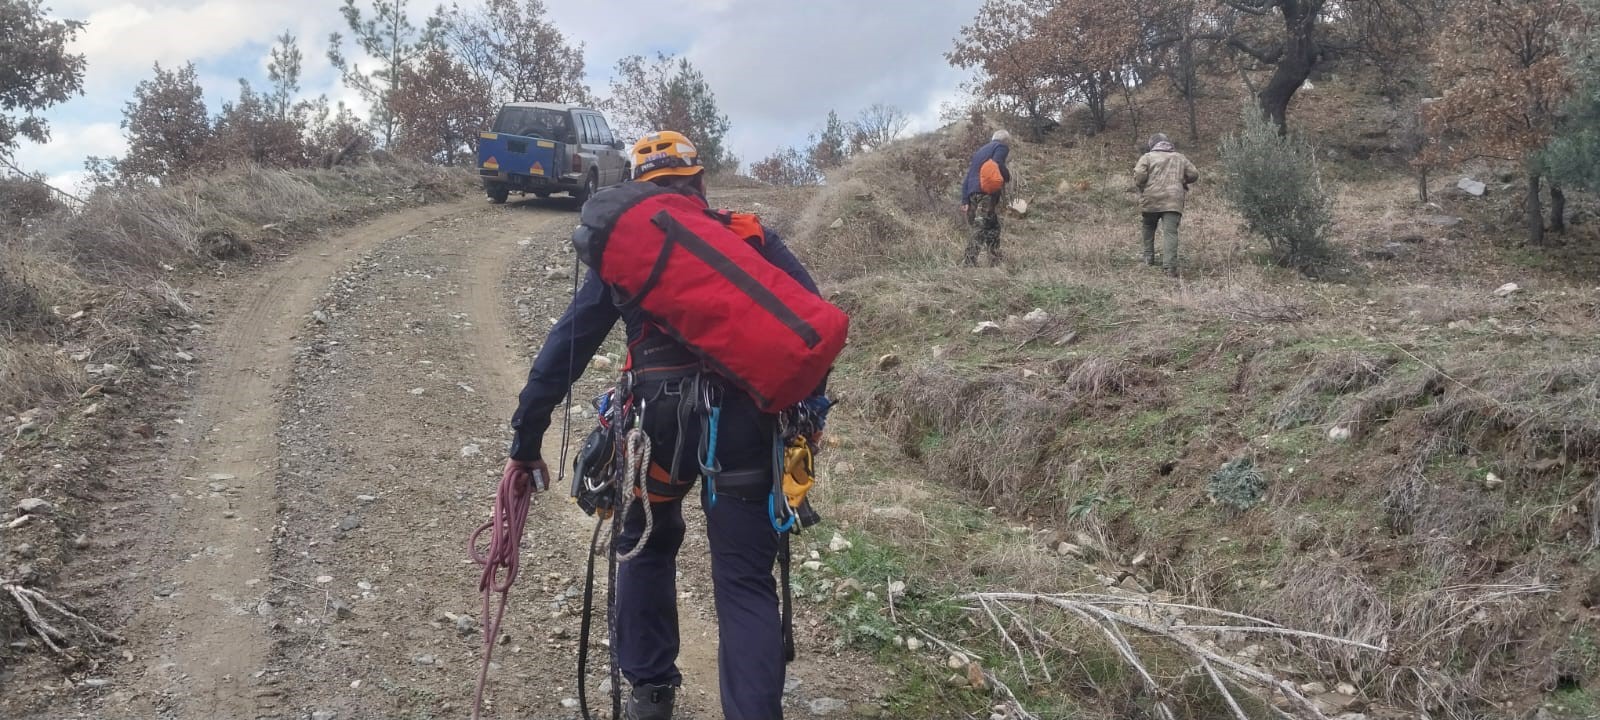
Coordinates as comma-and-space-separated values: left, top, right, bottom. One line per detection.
789, 75, 1600, 719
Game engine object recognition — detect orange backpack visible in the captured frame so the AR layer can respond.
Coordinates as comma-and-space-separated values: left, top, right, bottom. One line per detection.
979, 159, 1005, 194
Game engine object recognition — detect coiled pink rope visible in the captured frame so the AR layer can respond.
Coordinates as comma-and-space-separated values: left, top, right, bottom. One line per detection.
469, 463, 542, 720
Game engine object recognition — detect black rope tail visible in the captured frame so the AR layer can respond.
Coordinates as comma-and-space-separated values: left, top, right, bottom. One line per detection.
576, 516, 606, 720
607, 509, 623, 719
781, 531, 796, 662
555, 254, 582, 486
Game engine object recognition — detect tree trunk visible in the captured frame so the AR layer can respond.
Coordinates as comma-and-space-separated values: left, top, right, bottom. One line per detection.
1550, 183, 1566, 234
1417, 167, 1428, 204
1180, 16, 1199, 143
1526, 171, 1545, 246
1121, 76, 1140, 146
1185, 90, 1199, 144
1258, 0, 1322, 132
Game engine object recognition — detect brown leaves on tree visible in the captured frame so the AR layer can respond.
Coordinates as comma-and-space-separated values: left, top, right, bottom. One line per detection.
390, 49, 491, 165
750, 146, 823, 187
1425, 0, 1588, 164
114, 63, 214, 183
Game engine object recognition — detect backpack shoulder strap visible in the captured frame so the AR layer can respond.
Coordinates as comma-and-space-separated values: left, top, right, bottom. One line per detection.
704, 208, 766, 247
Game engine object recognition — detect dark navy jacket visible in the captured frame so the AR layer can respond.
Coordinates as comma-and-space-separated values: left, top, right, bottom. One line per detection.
508, 224, 820, 461
961, 140, 1012, 199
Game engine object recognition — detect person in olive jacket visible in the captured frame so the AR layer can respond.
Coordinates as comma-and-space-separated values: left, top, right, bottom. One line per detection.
1133, 133, 1200, 277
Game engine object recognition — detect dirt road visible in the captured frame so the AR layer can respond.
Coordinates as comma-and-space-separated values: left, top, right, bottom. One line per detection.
23, 193, 879, 719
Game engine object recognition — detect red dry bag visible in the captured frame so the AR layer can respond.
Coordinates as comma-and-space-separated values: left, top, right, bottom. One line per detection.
572, 182, 849, 412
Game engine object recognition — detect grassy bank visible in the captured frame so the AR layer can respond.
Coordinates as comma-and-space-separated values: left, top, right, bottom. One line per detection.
791, 76, 1600, 719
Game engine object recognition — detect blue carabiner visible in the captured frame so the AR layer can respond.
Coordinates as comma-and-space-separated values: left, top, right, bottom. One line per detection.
768, 494, 797, 533
703, 406, 721, 509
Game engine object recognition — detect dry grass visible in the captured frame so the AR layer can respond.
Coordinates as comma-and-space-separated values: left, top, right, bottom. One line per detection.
872, 364, 1084, 516
1271, 351, 1397, 431
0, 343, 84, 413
793, 73, 1600, 719
1426, 358, 1600, 467
36, 162, 465, 281
1060, 356, 1134, 398
1332, 368, 1444, 440
0, 160, 474, 416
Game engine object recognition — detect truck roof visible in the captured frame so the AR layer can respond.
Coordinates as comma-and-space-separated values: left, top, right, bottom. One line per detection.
500, 102, 592, 113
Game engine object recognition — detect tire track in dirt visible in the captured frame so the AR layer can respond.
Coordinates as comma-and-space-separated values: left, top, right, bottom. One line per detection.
115, 198, 481, 719
260, 198, 597, 720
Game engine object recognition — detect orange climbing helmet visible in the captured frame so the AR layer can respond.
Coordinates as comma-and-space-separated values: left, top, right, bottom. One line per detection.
631, 130, 704, 182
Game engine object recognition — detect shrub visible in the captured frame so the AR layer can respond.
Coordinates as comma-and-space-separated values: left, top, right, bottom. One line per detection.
750, 146, 822, 187
950, 108, 995, 163
0, 256, 51, 334
0, 178, 62, 228
890, 144, 957, 210
1207, 457, 1267, 512
1218, 108, 1335, 272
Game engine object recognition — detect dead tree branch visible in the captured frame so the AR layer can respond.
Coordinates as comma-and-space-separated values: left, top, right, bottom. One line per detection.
960, 592, 1390, 720
4, 579, 124, 653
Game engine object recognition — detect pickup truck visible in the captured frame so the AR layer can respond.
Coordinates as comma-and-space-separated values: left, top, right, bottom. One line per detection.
477, 102, 630, 205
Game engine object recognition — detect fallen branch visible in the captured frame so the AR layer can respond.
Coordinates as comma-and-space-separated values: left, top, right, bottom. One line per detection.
961, 592, 1390, 720
0, 153, 86, 206
978, 594, 1033, 686
3, 579, 124, 653
918, 623, 1039, 720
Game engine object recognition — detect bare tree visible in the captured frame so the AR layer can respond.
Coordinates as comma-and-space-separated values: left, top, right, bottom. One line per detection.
443, 0, 591, 105
948, 0, 1063, 137
1425, 0, 1588, 245
391, 48, 491, 164
1207, 0, 1435, 131
212, 79, 308, 168
327, 0, 440, 147
750, 146, 823, 186
850, 103, 910, 152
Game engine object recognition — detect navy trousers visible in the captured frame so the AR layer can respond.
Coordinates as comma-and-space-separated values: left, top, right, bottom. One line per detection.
612, 379, 785, 720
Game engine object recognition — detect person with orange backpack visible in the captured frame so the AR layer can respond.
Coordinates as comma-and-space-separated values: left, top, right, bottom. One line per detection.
502, 129, 847, 720
961, 129, 1012, 266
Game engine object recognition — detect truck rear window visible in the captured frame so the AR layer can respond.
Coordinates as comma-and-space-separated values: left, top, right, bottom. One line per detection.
493, 107, 570, 140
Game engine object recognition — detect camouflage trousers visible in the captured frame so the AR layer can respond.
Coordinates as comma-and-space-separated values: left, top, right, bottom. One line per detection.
1141, 211, 1182, 276
963, 192, 1002, 266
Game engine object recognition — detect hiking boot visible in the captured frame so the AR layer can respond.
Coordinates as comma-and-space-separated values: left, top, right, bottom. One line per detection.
624, 683, 676, 720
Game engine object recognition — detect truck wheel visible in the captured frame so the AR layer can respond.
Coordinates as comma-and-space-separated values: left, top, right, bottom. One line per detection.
574, 173, 597, 206
486, 184, 510, 204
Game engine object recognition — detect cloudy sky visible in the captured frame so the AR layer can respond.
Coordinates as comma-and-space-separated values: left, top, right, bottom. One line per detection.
15, 0, 982, 189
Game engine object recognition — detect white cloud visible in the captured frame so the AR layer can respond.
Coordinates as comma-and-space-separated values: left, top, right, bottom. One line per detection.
586, 0, 977, 162
13, 120, 125, 169
67, 1, 324, 91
